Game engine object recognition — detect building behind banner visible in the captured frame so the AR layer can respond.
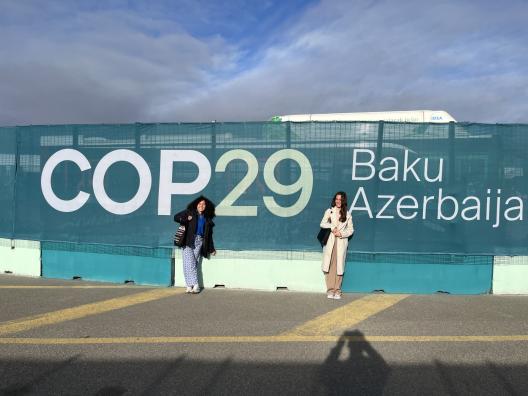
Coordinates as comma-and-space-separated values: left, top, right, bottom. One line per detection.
1, 119, 527, 294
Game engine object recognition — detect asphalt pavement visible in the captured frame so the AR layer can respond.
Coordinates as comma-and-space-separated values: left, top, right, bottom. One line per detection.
1, 274, 527, 395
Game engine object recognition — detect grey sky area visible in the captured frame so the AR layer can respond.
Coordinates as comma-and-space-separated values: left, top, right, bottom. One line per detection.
1, 0, 527, 126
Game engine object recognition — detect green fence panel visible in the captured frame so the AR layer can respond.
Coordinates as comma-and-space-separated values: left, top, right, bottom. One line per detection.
41, 241, 172, 286
2, 121, 528, 255
342, 253, 493, 294
0, 127, 16, 238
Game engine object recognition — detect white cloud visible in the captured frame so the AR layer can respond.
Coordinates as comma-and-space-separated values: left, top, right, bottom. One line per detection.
0, 2, 238, 125
0, 0, 527, 125
158, 0, 528, 123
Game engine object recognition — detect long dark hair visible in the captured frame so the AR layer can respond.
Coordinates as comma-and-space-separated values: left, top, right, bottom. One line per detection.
187, 195, 216, 219
331, 191, 347, 222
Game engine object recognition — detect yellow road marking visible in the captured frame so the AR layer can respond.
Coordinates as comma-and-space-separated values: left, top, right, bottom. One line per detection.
1, 335, 528, 344
0, 286, 154, 289
0, 288, 183, 336
282, 294, 409, 336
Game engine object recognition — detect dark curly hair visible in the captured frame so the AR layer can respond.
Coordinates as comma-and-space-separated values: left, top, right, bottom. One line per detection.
331, 191, 347, 222
186, 195, 216, 219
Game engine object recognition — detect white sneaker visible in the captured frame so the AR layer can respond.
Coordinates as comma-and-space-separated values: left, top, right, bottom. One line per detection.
327, 293, 334, 299
333, 293, 342, 300
185, 286, 192, 294
192, 284, 200, 294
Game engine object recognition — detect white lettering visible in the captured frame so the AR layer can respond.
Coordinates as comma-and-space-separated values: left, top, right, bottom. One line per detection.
437, 188, 459, 221
349, 187, 373, 218
504, 197, 523, 221
461, 196, 481, 221
424, 157, 443, 182
93, 150, 152, 215
376, 195, 395, 219
352, 149, 375, 181
158, 150, 212, 215
379, 157, 398, 181
403, 150, 421, 182
397, 195, 419, 219
41, 149, 91, 212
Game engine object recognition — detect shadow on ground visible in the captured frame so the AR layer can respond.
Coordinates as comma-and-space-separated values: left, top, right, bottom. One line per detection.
1, 331, 526, 395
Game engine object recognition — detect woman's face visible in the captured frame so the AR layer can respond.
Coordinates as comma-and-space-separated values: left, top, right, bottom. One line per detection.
196, 200, 206, 214
334, 194, 342, 208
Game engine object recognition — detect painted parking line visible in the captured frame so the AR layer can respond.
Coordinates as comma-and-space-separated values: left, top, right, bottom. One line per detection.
281, 294, 409, 336
0, 288, 184, 336
1, 335, 528, 345
0, 286, 155, 289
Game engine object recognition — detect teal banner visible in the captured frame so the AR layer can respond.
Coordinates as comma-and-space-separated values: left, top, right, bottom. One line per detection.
3, 122, 528, 254
0, 127, 16, 237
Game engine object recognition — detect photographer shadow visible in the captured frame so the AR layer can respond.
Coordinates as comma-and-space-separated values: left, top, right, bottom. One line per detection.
318, 330, 390, 395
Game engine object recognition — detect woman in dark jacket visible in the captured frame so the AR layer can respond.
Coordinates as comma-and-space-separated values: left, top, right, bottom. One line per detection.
174, 195, 216, 294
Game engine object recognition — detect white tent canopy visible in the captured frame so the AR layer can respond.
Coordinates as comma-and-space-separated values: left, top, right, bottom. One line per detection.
272, 110, 456, 123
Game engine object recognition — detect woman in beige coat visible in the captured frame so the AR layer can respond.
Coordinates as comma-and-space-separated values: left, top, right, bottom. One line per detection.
320, 191, 354, 299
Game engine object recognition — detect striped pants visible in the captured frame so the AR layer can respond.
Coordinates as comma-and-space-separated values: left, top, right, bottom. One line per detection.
182, 235, 203, 287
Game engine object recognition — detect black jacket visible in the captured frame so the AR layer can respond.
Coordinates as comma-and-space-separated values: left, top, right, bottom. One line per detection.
174, 209, 215, 259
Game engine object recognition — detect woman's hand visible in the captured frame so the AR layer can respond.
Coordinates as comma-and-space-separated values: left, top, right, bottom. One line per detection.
187, 215, 192, 221
211, 250, 216, 256
332, 228, 342, 237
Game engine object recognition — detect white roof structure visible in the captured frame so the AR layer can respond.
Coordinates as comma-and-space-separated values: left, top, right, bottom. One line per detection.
272, 110, 456, 123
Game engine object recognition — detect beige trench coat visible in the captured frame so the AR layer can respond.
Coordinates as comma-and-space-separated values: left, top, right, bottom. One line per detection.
320, 207, 354, 275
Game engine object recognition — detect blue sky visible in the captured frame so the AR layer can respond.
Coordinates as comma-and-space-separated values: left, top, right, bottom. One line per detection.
1, 0, 527, 125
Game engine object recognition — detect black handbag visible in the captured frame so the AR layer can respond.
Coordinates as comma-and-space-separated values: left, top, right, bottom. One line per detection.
173, 225, 186, 247
317, 227, 331, 247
